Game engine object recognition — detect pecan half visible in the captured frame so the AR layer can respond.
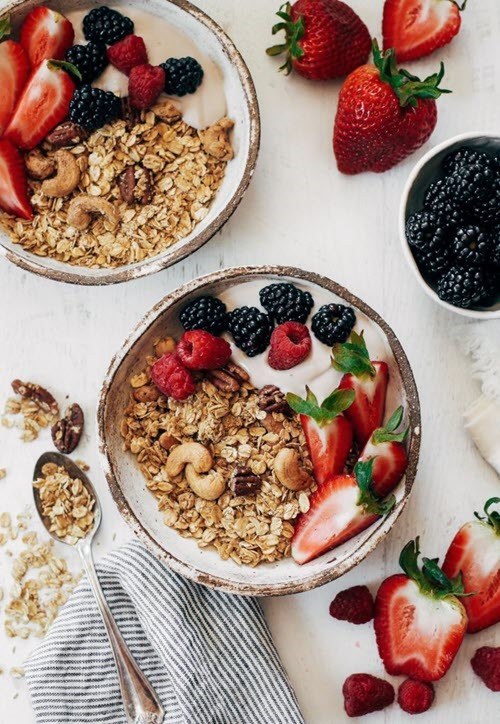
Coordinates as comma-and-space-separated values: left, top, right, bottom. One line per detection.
51, 403, 84, 454
229, 467, 262, 496
206, 362, 250, 392
46, 122, 89, 147
11, 380, 59, 416
119, 165, 153, 205
120, 97, 140, 127
258, 385, 292, 415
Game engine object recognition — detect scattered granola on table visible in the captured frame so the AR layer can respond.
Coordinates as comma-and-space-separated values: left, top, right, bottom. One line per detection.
2, 380, 59, 442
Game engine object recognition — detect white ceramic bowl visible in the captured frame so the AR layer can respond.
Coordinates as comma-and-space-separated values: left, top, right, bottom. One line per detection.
400, 131, 500, 319
0, 0, 260, 285
98, 266, 421, 596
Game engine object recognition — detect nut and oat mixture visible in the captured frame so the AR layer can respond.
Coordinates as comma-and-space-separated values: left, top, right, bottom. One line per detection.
33, 463, 95, 545
2, 380, 59, 443
121, 359, 314, 566
0, 104, 233, 268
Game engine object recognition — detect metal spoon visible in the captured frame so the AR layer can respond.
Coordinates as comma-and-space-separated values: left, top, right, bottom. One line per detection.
33, 451, 165, 724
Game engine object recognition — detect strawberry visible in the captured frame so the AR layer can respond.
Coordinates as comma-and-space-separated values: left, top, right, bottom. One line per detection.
358, 406, 409, 498
5, 60, 76, 150
286, 387, 354, 485
292, 460, 395, 564
0, 138, 33, 220
20, 6, 74, 67
333, 41, 450, 174
374, 538, 468, 682
383, 0, 467, 63
0, 18, 30, 136
333, 332, 389, 447
442, 497, 500, 633
266, 0, 370, 79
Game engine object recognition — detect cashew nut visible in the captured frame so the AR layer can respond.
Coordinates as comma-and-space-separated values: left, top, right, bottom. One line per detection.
200, 117, 234, 161
274, 448, 312, 491
165, 442, 212, 478
41, 150, 81, 197
185, 464, 226, 501
67, 195, 119, 231
25, 150, 55, 180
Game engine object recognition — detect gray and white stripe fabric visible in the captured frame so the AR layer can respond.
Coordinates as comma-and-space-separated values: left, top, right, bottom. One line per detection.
25, 540, 304, 724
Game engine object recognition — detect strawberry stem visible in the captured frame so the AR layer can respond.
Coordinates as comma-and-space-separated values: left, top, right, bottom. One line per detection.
0, 15, 11, 41
372, 406, 409, 444
332, 331, 376, 379
266, 2, 305, 75
354, 460, 396, 516
474, 497, 500, 535
372, 39, 451, 108
48, 59, 82, 82
450, 0, 468, 10
286, 386, 355, 426
399, 538, 469, 599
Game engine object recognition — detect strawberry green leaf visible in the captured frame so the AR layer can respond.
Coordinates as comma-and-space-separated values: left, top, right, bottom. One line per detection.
48, 59, 82, 81
266, 2, 305, 75
354, 460, 396, 517
372, 39, 451, 109
400, 538, 470, 599
286, 387, 354, 427
474, 497, 500, 535
332, 331, 376, 379
0, 15, 11, 41
372, 406, 409, 444
322, 388, 355, 415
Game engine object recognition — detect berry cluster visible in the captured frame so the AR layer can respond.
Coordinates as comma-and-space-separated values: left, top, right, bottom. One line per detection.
406, 146, 500, 309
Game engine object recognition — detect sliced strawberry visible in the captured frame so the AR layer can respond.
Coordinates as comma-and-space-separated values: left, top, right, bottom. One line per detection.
333, 332, 389, 446
0, 138, 33, 220
5, 60, 76, 150
20, 6, 74, 66
286, 386, 354, 485
442, 498, 500, 633
374, 538, 468, 681
383, 0, 465, 63
0, 18, 30, 136
359, 406, 409, 498
292, 460, 395, 564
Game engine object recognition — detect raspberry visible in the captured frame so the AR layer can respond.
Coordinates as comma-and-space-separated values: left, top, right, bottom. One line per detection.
329, 585, 374, 624
398, 679, 435, 714
343, 674, 395, 717
268, 322, 311, 370
471, 646, 500, 692
150, 353, 195, 401
128, 64, 165, 109
108, 35, 148, 75
176, 330, 231, 371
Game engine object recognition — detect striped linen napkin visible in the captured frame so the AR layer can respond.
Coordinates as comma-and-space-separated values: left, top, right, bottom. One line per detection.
25, 540, 304, 724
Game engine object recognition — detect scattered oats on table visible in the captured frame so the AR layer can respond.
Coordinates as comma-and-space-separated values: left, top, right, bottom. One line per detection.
121, 354, 315, 567
0, 103, 233, 269
2, 388, 58, 442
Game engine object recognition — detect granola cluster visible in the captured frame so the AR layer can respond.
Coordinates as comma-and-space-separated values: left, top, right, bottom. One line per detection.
2, 387, 59, 443
33, 463, 95, 545
0, 104, 232, 269
121, 361, 314, 566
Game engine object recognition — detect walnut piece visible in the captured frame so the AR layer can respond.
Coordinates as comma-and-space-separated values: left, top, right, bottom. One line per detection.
200, 117, 234, 160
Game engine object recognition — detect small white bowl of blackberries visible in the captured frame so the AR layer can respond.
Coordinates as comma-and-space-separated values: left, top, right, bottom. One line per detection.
400, 132, 500, 318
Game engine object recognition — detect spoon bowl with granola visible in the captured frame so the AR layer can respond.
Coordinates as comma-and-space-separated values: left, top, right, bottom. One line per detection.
99, 266, 421, 596
0, 0, 259, 284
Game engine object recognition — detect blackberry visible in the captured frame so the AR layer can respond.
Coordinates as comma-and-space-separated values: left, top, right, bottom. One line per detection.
491, 225, 500, 268
413, 243, 452, 279
65, 41, 108, 84
83, 6, 134, 44
311, 304, 356, 346
69, 85, 121, 131
437, 265, 497, 309
160, 57, 204, 96
179, 296, 228, 335
228, 306, 273, 357
442, 147, 498, 176
451, 225, 493, 267
423, 178, 466, 228
259, 282, 314, 324
405, 210, 448, 251
446, 164, 500, 224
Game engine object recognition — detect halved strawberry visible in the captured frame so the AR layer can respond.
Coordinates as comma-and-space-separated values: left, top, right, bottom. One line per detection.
333, 332, 389, 447
374, 538, 468, 681
292, 460, 395, 564
0, 18, 30, 136
5, 60, 76, 150
286, 386, 354, 485
443, 498, 500, 633
383, 0, 466, 62
0, 138, 33, 220
359, 406, 409, 498
20, 6, 74, 66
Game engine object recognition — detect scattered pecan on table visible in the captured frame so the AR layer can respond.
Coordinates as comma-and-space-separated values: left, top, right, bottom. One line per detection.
51, 403, 85, 454
11, 380, 59, 417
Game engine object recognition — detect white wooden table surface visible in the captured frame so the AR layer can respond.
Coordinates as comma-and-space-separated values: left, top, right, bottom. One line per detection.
1, 1, 499, 722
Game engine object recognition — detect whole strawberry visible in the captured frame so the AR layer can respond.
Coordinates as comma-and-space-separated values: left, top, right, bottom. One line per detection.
333, 41, 450, 174
266, 0, 370, 79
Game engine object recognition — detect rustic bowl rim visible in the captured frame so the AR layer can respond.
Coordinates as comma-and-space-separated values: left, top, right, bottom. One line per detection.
97, 265, 421, 596
0, 0, 261, 286
399, 130, 500, 319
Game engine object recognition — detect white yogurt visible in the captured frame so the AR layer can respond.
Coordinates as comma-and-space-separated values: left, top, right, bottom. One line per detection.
66, 5, 227, 129
218, 279, 406, 424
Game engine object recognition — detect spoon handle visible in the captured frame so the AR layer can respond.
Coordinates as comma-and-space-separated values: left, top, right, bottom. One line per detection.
77, 539, 165, 724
